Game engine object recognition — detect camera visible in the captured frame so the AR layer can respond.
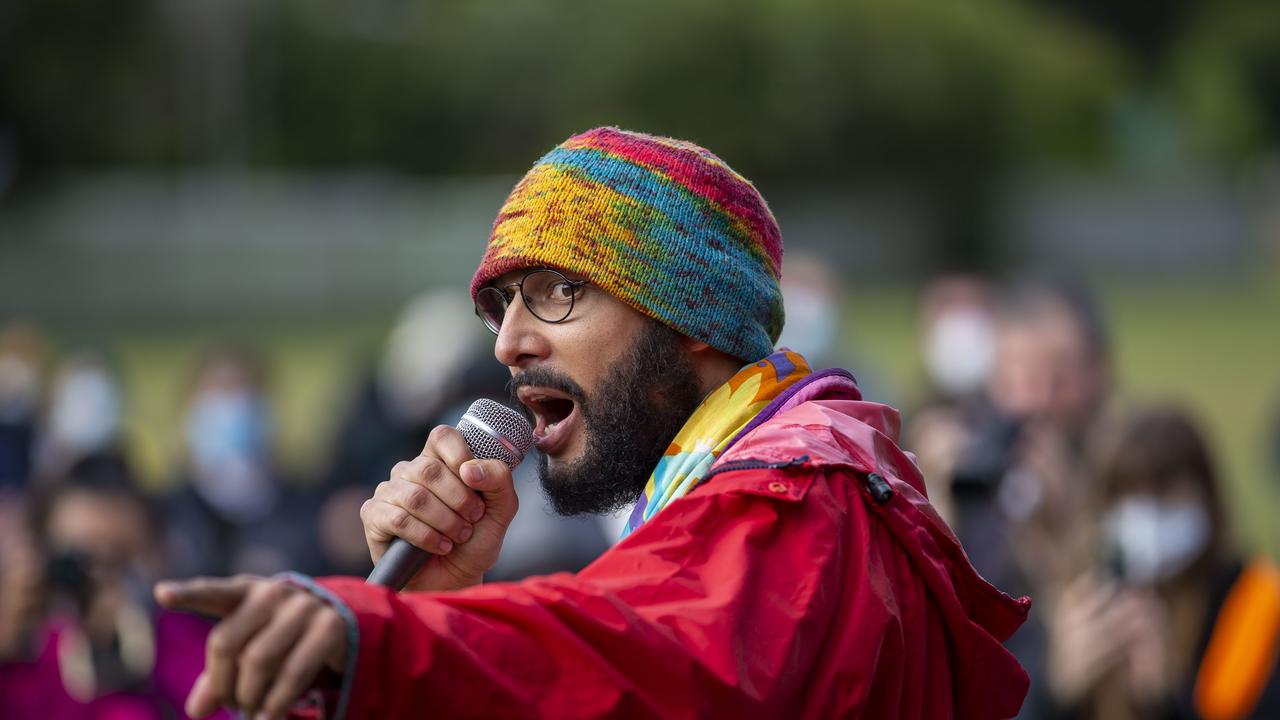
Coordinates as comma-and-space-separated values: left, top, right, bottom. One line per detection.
951, 414, 1024, 496
44, 548, 95, 611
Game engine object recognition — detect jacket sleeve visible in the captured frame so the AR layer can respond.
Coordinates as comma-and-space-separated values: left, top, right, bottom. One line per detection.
310, 467, 863, 719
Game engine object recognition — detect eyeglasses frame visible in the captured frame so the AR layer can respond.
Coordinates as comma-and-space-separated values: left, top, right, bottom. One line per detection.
474, 268, 590, 335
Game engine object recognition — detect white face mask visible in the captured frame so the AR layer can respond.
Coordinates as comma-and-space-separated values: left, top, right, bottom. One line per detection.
49, 367, 121, 455
778, 290, 838, 362
185, 390, 276, 522
923, 308, 995, 398
1104, 495, 1211, 583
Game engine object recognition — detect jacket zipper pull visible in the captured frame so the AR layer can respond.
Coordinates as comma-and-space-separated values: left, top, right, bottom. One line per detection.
863, 472, 894, 504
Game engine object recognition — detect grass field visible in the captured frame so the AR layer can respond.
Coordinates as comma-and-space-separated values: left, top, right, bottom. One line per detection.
97, 274, 1279, 553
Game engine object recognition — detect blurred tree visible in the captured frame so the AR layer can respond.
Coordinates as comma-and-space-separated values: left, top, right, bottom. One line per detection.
247, 0, 1125, 267
4, 0, 1278, 263
1170, 2, 1280, 163
0, 0, 178, 196
248, 0, 1123, 177
1035, 0, 1198, 67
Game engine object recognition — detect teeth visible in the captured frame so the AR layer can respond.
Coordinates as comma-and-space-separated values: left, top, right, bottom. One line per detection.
545, 421, 559, 433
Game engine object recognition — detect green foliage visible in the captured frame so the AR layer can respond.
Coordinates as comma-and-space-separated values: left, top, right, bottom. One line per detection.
250, 0, 1124, 178
2, 0, 1126, 182
1170, 2, 1280, 162
0, 0, 176, 172
3, 0, 1278, 181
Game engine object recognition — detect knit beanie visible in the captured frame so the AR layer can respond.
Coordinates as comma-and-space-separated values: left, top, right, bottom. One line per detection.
470, 127, 784, 363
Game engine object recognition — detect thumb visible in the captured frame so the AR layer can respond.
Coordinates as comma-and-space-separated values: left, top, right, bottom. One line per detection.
460, 459, 518, 525
154, 576, 255, 618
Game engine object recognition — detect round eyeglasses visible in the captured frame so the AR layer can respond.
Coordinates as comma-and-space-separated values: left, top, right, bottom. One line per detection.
474, 269, 590, 335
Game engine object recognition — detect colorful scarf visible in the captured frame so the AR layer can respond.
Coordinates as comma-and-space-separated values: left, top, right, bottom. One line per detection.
621, 349, 812, 538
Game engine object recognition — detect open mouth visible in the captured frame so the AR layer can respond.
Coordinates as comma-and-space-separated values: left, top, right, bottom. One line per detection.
515, 386, 580, 455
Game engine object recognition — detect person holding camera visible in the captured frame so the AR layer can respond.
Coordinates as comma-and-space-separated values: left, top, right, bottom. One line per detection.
0, 453, 227, 720
1045, 406, 1280, 719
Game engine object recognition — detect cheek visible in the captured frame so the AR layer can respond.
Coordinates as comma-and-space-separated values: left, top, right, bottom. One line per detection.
992, 358, 1043, 415
49, 500, 144, 560
553, 310, 648, 395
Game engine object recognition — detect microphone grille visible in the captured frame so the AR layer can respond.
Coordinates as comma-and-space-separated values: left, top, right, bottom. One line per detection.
458, 398, 533, 469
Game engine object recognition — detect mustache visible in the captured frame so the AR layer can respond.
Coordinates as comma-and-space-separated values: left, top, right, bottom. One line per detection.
507, 367, 589, 418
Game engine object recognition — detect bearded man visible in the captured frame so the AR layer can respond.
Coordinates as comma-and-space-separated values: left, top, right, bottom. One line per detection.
156, 128, 1031, 719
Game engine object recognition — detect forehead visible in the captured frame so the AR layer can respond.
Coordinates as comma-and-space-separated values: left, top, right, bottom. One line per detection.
48, 490, 147, 545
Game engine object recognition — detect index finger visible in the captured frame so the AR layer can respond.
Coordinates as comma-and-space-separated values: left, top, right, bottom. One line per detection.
423, 425, 475, 472
155, 575, 259, 618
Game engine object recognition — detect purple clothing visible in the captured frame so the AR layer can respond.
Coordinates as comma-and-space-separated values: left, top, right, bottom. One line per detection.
0, 609, 230, 720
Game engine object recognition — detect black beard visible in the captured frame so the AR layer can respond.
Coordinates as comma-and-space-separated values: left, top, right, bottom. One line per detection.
508, 322, 704, 516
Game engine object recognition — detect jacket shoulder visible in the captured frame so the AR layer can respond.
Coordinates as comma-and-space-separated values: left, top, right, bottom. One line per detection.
711, 395, 921, 497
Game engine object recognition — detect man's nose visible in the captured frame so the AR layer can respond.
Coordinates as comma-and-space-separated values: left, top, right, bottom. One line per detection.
494, 293, 548, 368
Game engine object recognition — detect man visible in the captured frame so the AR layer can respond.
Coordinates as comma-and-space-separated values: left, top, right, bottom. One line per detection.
156, 127, 1031, 719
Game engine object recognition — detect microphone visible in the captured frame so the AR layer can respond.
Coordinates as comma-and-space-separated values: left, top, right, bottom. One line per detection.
367, 398, 533, 590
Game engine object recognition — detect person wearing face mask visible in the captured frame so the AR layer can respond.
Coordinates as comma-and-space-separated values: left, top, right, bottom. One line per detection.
917, 275, 999, 406
0, 452, 230, 719
775, 252, 893, 405
903, 274, 999, 525
164, 345, 321, 579
1046, 405, 1280, 720
35, 350, 125, 481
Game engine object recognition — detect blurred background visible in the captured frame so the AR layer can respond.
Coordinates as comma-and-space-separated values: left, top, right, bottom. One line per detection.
2, 0, 1279, 717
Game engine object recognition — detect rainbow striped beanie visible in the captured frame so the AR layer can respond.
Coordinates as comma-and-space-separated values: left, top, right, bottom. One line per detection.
470, 127, 784, 363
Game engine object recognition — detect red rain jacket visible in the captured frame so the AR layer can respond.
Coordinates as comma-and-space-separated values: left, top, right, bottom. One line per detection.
311, 370, 1030, 719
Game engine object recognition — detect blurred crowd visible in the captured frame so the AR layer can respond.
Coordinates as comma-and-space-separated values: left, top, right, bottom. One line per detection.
0, 290, 615, 718
902, 274, 1280, 719
0, 270, 1278, 719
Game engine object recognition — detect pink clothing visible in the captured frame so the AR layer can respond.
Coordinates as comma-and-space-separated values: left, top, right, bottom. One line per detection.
0, 609, 229, 720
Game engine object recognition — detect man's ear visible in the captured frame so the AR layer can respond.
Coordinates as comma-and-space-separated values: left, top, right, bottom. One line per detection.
680, 337, 713, 354
680, 337, 742, 393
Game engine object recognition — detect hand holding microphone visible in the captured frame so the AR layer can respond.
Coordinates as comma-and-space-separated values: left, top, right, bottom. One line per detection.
151, 400, 531, 719
362, 399, 533, 591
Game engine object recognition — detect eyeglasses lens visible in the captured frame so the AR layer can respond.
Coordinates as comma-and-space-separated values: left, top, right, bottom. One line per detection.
475, 287, 508, 333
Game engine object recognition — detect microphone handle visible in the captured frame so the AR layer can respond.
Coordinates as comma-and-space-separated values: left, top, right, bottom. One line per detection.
367, 537, 430, 589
